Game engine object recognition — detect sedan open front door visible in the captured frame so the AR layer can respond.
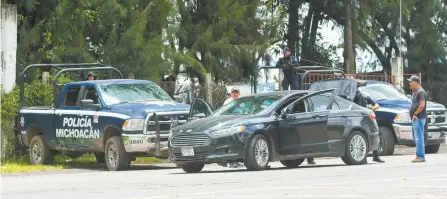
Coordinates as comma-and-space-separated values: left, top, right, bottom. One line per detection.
278, 89, 337, 156
188, 98, 213, 122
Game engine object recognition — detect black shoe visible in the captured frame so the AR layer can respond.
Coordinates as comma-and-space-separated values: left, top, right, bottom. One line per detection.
307, 159, 316, 165
373, 157, 385, 163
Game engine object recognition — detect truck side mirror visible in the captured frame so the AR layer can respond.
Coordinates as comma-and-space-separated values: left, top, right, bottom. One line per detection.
81, 99, 101, 109
280, 109, 288, 119
173, 95, 184, 103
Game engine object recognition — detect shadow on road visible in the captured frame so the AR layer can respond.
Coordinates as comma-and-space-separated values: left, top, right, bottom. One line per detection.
170, 164, 350, 175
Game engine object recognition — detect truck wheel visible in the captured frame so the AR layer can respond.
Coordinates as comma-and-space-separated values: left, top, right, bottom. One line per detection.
244, 134, 270, 171
379, 126, 395, 156
95, 153, 105, 163
341, 131, 368, 165
29, 135, 54, 165
104, 136, 130, 171
425, 144, 440, 154
181, 163, 205, 173
280, 159, 305, 168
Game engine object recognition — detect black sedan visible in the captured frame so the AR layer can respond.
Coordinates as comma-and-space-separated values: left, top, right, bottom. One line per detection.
168, 89, 380, 173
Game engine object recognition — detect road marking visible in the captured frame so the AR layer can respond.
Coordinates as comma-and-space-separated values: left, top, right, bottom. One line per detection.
135, 194, 447, 199
128, 174, 447, 199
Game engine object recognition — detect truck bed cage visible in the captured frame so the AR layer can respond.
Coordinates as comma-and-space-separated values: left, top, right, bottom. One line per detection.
252, 65, 346, 93
19, 63, 123, 108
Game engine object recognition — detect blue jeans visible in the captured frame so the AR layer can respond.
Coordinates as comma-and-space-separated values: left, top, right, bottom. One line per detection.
411, 118, 426, 159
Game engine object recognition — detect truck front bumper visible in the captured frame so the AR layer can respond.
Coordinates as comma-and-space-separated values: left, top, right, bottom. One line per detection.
121, 134, 169, 157
392, 124, 447, 145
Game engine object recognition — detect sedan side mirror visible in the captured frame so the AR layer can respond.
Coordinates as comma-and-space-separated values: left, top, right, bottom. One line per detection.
280, 109, 288, 119
193, 113, 206, 118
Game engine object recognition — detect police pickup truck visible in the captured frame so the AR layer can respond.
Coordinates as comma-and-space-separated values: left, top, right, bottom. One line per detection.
17, 63, 189, 171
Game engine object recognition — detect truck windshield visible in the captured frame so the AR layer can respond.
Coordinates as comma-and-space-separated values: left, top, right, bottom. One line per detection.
100, 83, 173, 105
212, 95, 282, 116
358, 84, 408, 101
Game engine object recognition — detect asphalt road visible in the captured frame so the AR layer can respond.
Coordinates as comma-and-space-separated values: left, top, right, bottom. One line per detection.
2, 144, 447, 199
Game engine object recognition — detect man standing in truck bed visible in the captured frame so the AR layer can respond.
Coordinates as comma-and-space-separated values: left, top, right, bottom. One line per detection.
276, 47, 299, 90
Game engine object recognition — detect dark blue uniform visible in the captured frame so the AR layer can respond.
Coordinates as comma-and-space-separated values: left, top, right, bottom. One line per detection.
276, 55, 299, 90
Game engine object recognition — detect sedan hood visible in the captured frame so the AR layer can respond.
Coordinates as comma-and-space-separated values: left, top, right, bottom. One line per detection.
108, 101, 190, 118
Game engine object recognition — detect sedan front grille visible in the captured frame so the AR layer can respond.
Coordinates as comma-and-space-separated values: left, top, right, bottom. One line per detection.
170, 133, 211, 147
172, 152, 208, 162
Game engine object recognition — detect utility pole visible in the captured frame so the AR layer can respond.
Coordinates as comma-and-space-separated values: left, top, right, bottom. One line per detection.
344, 0, 355, 74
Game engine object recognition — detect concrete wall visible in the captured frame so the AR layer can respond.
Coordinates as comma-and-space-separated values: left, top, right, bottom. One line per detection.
0, 1, 18, 94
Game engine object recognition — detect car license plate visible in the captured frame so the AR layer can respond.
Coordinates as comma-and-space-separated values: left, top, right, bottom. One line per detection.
431, 132, 441, 139
181, 147, 194, 156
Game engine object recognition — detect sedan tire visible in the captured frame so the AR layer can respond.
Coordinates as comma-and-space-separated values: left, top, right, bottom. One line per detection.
181, 163, 205, 173
341, 131, 368, 165
245, 134, 270, 171
280, 159, 305, 168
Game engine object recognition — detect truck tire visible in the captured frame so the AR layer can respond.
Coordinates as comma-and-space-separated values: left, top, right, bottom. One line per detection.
425, 144, 440, 154
244, 134, 270, 171
95, 152, 105, 163
104, 136, 130, 171
29, 135, 54, 165
341, 131, 368, 165
379, 126, 395, 156
280, 159, 305, 168
181, 163, 205, 173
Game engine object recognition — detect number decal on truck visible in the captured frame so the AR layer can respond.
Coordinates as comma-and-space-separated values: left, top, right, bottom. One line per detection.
129, 140, 144, 144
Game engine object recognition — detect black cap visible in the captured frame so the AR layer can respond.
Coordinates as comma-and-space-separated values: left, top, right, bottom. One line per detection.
407, 75, 420, 83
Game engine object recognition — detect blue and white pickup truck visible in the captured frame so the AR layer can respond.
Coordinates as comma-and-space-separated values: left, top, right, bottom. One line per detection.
17, 64, 190, 171
310, 79, 446, 156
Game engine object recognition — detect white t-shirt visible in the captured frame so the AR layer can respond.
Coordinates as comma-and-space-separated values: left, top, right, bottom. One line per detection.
223, 98, 235, 105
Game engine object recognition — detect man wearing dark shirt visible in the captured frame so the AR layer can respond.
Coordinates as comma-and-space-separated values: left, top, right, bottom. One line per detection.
275, 47, 299, 90
353, 82, 385, 163
408, 76, 427, 163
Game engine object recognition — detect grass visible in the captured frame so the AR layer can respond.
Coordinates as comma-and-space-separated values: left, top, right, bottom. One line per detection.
0, 154, 168, 173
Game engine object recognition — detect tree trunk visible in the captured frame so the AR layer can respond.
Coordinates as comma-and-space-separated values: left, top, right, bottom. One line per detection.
343, 0, 356, 74
287, 0, 300, 56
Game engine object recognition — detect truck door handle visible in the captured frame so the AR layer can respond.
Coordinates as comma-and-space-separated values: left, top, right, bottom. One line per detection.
313, 114, 326, 118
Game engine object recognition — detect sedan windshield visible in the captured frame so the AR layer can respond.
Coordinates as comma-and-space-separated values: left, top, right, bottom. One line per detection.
358, 84, 408, 101
212, 95, 282, 116
100, 83, 173, 105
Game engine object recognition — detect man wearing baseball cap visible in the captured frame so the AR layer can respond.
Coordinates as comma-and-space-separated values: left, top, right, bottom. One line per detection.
276, 47, 299, 90
223, 88, 240, 105
407, 75, 427, 163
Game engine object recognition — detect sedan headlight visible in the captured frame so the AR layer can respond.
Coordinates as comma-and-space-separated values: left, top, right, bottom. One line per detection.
209, 126, 246, 136
122, 119, 145, 131
394, 112, 411, 123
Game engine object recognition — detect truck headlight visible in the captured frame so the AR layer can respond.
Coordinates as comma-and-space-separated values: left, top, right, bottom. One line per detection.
394, 112, 411, 123
209, 126, 246, 136
122, 119, 145, 131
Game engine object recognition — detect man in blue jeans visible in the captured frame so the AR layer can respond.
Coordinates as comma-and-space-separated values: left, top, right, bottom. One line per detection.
408, 76, 427, 163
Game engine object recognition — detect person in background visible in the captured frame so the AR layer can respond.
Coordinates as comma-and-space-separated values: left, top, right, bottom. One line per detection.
223, 88, 240, 105
220, 87, 244, 168
86, 71, 96, 80
408, 76, 427, 163
353, 80, 385, 163
276, 47, 299, 91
